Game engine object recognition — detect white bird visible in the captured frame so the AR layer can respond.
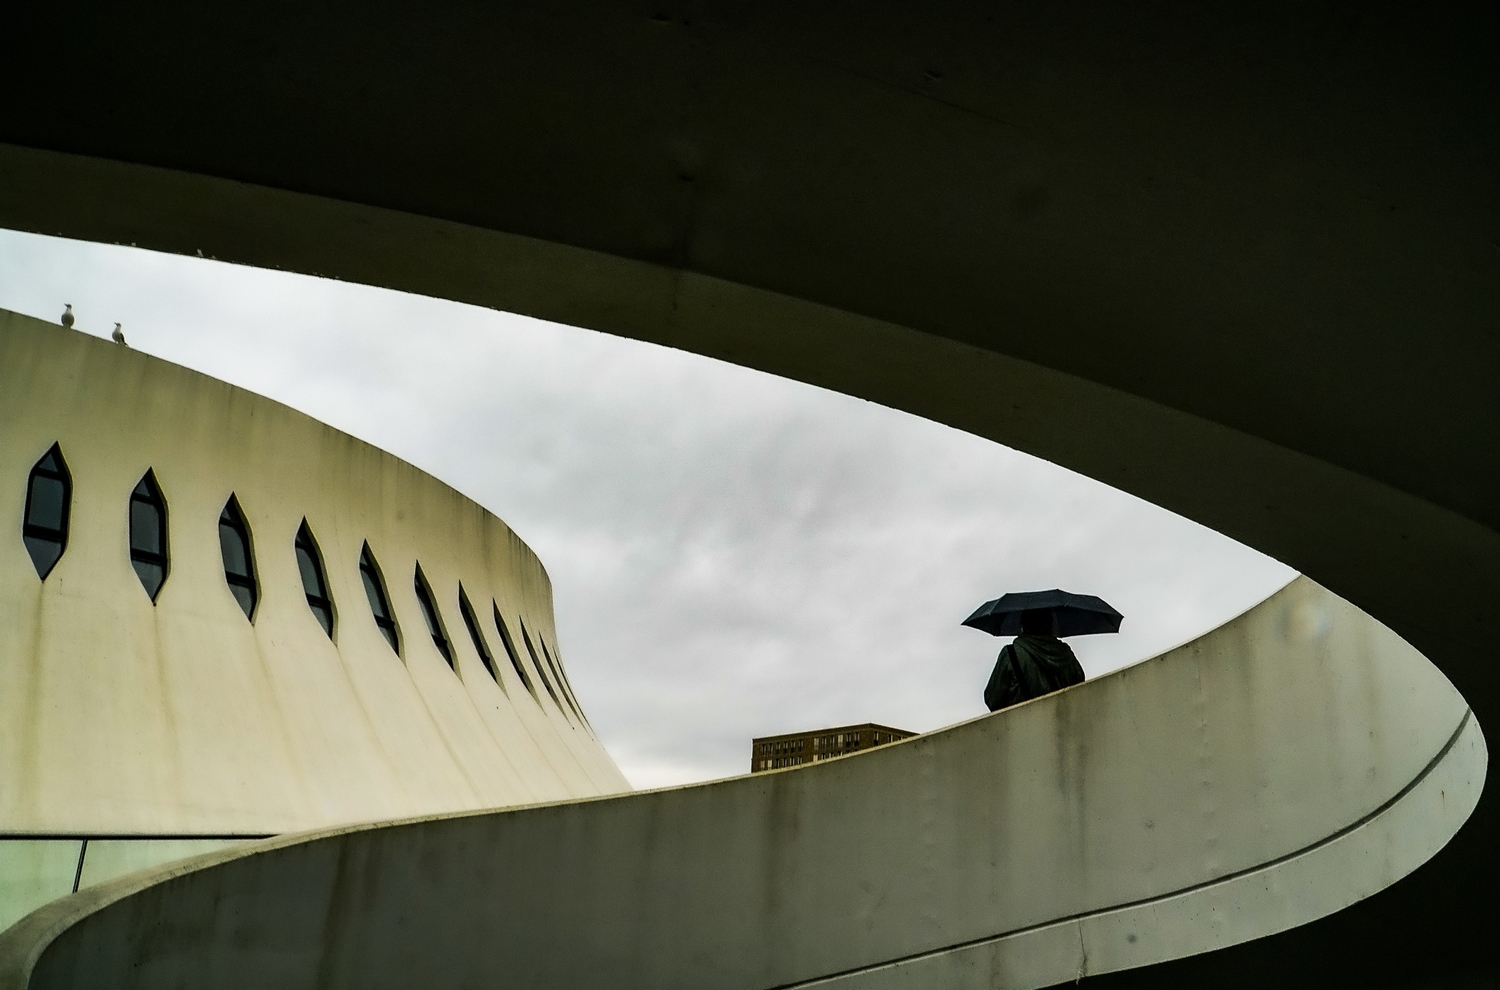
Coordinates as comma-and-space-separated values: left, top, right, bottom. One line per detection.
60, 304, 74, 329
112, 322, 127, 346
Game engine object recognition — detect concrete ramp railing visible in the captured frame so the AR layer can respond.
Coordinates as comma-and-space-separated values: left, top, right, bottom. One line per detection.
0, 577, 1484, 989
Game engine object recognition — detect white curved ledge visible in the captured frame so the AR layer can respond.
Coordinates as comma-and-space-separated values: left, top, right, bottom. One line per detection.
0, 576, 1483, 989
799, 710, 1482, 989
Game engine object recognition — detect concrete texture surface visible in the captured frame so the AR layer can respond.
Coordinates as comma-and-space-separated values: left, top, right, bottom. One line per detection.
0, 309, 626, 842
0, 577, 1481, 988
0, 4, 1496, 984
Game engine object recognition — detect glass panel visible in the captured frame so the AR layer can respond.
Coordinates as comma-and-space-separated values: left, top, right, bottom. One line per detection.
128, 473, 167, 601
493, 605, 533, 695
360, 546, 399, 654
130, 498, 161, 554
413, 568, 452, 665
219, 520, 250, 578
361, 567, 387, 619
416, 582, 441, 638
458, 590, 496, 682
296, 526, 335, 639
522, 623, 564, 712
216, 501, 255, 621
132, 559, 165, 599
541, 640, 562, 687
25, 476, 66, 532
23, 446, 70, 580
542, 640, 583, 719
23, 536, 63, 578
310, 601, 334, 637
296, 545, 323, 597
229, 583, 255, 617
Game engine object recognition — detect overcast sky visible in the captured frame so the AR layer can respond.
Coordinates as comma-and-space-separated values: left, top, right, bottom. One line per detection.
0, 228, 1294, 788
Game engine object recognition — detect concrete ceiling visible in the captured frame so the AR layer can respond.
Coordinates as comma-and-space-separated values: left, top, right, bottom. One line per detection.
1, 3, 1496, 987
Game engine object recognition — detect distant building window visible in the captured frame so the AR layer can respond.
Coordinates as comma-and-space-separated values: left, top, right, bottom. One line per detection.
295, 521, 335, 639
128, 470, 169, 601
218, 496, 258, 620
22, 444, 71, 580
520, 620, 566, 715
413, 565, 453, 668
359, 543, 400, 654
493, 604, 536, 699
457, 587, 498, 685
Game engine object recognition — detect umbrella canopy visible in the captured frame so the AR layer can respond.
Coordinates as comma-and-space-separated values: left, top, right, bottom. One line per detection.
963, 589, 1123, 638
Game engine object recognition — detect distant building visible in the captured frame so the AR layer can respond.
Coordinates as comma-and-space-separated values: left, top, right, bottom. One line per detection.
751, 723, 916, 772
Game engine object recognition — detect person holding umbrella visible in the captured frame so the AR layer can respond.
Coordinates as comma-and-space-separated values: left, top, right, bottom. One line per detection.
962, 590, 1123, 712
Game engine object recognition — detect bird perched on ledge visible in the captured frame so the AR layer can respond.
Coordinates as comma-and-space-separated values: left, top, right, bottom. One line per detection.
60, 304, 74, 329
112, 322, 127, 346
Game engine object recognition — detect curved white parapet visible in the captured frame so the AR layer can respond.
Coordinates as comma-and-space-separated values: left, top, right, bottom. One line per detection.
0, 310, 628, 928
0, 577, 1482, 989
805, 710, 1481, 989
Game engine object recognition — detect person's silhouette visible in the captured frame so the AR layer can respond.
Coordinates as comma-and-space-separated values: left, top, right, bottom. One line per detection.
983, 608, 1086, 711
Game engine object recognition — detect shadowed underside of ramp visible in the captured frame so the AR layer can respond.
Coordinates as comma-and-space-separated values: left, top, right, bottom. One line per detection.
0, 2, 1496, 986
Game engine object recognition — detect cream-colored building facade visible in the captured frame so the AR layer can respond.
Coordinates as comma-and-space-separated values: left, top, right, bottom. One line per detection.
0, 308, 627, 928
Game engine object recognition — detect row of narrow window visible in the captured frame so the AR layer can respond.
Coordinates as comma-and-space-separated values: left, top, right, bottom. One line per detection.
19, 443, 588, 726
813, 732, 862, 751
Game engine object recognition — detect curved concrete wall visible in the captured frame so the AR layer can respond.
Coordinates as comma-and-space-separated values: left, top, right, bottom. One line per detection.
0, 577, 1481, 988
0, 7, 1495, 982
0, 310, 626, 845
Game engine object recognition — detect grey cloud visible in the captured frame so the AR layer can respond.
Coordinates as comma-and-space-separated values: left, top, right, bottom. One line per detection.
0, 229, 1294, 788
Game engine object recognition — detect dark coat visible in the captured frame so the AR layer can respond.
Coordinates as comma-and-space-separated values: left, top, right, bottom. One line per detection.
984, 634, 1086, 712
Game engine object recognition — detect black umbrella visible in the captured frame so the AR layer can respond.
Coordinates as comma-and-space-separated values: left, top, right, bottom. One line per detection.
962, 589, 1123, 637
